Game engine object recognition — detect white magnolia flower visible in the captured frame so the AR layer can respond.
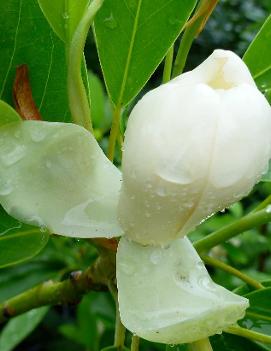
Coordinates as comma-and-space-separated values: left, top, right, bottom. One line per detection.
0, 49, 270, 344
119, 49, 271, 246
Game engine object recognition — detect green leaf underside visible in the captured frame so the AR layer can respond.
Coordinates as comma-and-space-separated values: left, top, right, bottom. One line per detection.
243, 15, 271, 103
0, 205, 49, 269
0, 221, 49, 269
37, 0, 89, 43
0, 307, 49, 351
94, 0, 197, 106
0, 0, 70, 122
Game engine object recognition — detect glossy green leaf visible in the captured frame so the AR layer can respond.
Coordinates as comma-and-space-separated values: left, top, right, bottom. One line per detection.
0, 217, 49, 268
0, 101, 21, 127
94, 0, 197, 106
38, 0, 89, 42
0, 307, 49, 351
0, 0, 70, 122
243, 15, 271, 102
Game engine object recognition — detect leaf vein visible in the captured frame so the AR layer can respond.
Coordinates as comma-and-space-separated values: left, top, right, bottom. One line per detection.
0, 0, 22, 98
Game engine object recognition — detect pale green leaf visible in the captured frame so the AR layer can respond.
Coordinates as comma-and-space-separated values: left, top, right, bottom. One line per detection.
0, 101, 21, 127
0, 307, 49, 351
0, 217, 49, 269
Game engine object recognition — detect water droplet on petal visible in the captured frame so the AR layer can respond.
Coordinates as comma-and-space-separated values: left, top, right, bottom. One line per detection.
0, 180, 13, 196
150, 251, 162, 265
1, 145, 26, 166
266, 205, 271, 213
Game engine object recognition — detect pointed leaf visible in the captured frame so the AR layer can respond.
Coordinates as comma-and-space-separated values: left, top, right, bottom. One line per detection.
38, 0, 89, 42
243, 15, 271, 103
0, 307, 49, 351
0, 121, 122, 238
0, 226, 49, 269
0, 101, 21, 127
0, 0, 70, 122
94, 0, 197, 106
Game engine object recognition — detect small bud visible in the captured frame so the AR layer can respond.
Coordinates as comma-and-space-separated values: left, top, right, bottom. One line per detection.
119, 50, 271, 246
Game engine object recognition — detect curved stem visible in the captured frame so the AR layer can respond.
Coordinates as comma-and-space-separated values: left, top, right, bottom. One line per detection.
162, 45, 174, 83
108, 281, 126, 349
254, 194, 271, 212
0, 265, 106, 323
68, 0, 104, 132
107, 105, 122, 161
194, 208, 271, 253
226, 325, 271, 344
188, 338, 213, 351
131, 335, 140, 351
172, 0, 219, 77
172, 16, 200, 77
201, 255, 264, 290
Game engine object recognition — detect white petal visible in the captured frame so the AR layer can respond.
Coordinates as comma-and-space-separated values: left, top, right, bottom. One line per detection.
119, 49, 271, 245
0, 121, 122, 238
117, 236, 248, 344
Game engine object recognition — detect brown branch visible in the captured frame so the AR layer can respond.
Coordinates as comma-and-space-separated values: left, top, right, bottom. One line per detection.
0, 252, 116, 323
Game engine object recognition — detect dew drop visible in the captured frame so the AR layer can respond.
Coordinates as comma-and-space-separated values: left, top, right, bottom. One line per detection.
156, 186, 166, 197
63, 12, 69, 20
45, 160, 52, 169
120, 263, 135, 275
150, 251, 162, 265
266, 205, 271, 214
30, 127, 47, 142
1, 145, 26, 166
40, 226, 47, 233
0, 180, 13, 196
104, 13, 117, 29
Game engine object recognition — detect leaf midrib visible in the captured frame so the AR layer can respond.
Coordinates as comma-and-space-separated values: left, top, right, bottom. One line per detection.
117, 0, 143, 106
0, 229, 45, 241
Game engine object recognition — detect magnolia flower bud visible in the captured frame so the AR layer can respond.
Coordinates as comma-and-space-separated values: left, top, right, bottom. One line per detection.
119, 50, 271, 246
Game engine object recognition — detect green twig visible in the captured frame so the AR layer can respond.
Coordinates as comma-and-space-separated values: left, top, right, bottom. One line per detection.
67, 0, 104, 132
254, 194, 271, 212
162, 45, 174, 83
201, 255, 264, 290
0, 266, 106, 323
131, 335, 140, 351
194, 208, 271, 253
188, 338, 213, 351
172, 0, 219, 77
109, 282, 126, 349
226, 325, 271, 344
172, 16, 201, 77
0, 250, 116, 324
